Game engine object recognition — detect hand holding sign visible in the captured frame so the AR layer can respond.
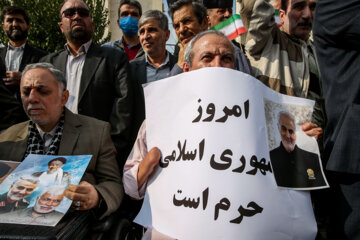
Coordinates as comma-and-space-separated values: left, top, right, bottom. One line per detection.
137, 147, 161, 189
66, 181, 99, 211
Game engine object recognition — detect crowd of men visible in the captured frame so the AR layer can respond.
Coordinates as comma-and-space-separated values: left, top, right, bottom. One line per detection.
0, 0, 359, 239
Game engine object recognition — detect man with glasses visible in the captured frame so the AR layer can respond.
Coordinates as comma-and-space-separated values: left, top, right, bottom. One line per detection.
42, 0, 133, 165
0, 176, 38, 214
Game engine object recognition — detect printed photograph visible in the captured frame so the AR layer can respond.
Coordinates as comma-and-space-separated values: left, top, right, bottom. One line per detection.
264, 99, 328, 190
0, 154, 91, 226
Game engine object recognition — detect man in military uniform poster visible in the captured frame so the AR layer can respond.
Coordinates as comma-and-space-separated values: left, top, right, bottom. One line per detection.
0, 176, 38, 213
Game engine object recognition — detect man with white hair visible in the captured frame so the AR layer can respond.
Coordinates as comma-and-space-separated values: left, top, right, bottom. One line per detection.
270, 111, 325, 188
0, 176, 38, 214
0, 62, 123, 219
3, 186, 65, 225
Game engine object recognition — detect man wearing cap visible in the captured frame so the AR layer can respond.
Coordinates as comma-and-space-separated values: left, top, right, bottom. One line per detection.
203, 0, 251, 74
32, 157, 71, 186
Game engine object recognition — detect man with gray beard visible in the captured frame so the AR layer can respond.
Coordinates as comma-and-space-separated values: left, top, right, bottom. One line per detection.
0, 176, 38, 214
3, 186, 65, 226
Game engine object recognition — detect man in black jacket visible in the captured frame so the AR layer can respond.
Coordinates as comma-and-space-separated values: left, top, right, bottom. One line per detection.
0, 6, 47, 131
42, 0, 133, 165
270, 111, 326, 188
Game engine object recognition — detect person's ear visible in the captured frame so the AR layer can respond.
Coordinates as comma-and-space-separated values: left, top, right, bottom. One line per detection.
183, 62, 190, 72
61, 90, 69, 106
279, 9, 286, 25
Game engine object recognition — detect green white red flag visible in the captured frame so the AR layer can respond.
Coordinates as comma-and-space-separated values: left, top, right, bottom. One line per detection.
210, 10, 282, 41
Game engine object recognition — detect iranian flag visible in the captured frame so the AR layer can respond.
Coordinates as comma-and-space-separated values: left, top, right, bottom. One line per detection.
211, 11, 282, 41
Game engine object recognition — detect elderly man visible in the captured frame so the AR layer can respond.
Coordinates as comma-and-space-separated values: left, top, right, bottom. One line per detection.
32, 157, 71, 186
269, 111, 325, 188
204, 0, 233, 28
0, 63, 123, 219
239, 0, 324, 138
123, 30, 235, 239
0, 176, 38, 214
203, 0, 251, 74
169, 0, 250, 75
130, 10, 178, 144
3, 186, 65, 226
42, 0, 133, 165
103, 0, 144, 60
0, 6, 47, 131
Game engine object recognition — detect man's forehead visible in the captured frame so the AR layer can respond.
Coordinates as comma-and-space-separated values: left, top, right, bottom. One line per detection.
120, 4, 140, 13
280, 115, 295, 125
61, 0, 89, 12
15, 180, 35, 186
140, 19, 160, 29
22, 68, 56, 85
173, 5, 195, 21
50, 160, 63, 164
42, 193, 63, 199
4, 13, 26, 21
290, 0, 315, 6
195, 34, 232, 51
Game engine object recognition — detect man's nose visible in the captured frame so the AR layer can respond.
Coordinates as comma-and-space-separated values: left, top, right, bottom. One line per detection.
285, 130, 292, 138
212, 56, 222, 67
72, 11, 82, 19
179, 23, 187, 34
18, 188, 26, 194
11, 19, 19, 26
302, 5, 311, 19
224, 9, 231, 18
27, 89, 39, 103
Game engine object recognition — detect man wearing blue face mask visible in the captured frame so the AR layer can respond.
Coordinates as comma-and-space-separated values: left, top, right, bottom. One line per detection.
102, 0, 144, 61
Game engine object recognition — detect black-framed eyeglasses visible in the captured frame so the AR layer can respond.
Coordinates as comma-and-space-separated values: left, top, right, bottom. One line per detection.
62, 8, 90, 18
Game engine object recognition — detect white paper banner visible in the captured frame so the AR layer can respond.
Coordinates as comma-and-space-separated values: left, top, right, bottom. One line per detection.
136, 68, 319, 240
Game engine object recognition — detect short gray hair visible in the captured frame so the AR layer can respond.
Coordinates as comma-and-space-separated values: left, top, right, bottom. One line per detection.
40, 186, 65, 197
12, 175, 39, 186
22, 63, 67, 91
184, 30, 235, 67
278, 111, 296, 126
138, 10, 168, 31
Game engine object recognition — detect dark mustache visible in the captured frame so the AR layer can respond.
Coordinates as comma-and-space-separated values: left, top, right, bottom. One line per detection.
297, 19, 312, 27
10, 26, 21, 31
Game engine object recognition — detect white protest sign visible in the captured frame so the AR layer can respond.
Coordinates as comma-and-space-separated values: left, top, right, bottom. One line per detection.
135, 68, 317, 240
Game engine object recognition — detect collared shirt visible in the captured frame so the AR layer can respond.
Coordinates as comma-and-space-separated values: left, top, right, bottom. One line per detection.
145, 52, 171, 83
37, 125, 58, 152
65, 40, 92, 113
5, 42, 26, 71
102, 37, 144, 61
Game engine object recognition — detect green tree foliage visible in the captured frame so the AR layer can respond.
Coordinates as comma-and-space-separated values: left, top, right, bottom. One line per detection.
0, 0, 111, 53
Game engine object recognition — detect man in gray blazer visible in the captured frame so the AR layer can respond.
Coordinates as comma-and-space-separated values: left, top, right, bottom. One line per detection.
129, 10, 178, 143
0, 63, 123, 219
41, 0, 133, 165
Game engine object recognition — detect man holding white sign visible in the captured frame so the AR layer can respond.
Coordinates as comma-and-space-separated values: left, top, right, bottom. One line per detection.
124, 30, 236, 239
124, 30, 319, 239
